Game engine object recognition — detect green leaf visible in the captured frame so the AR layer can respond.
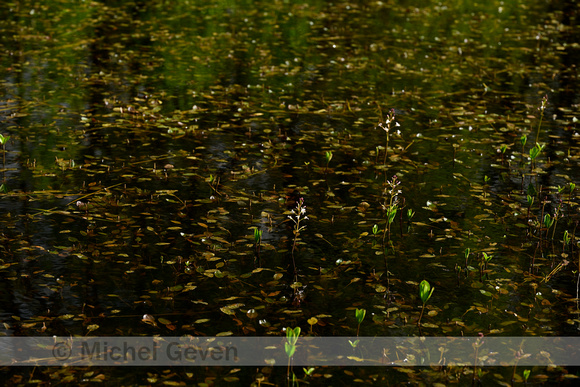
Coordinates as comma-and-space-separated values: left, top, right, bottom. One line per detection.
355, 308, 366, 325
523, 369, 531, 381
325, 150, 333, 163
285, 342, 296, 358
482, 252, 492, 262
419, 280, 434, 304
286, 326, 300, 345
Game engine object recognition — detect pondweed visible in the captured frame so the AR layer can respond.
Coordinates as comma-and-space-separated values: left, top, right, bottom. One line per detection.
0, 133, 10, 167
568, 183, 576, 216
324, 150, 333, 174
285, 326, 301, 379
464, 248, 471, 271
520, 134, 527, 154
355, 308, 366, 337
253, 227, 263, 262
481, 252, 493, 280
563, 230, 571, 251
417, 280, 434, 326
529, 142, 544, 171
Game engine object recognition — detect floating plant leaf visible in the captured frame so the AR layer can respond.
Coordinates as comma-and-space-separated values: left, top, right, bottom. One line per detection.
158, 318, 172, 325
142, 314, 157, 327
86, 324, 99, 333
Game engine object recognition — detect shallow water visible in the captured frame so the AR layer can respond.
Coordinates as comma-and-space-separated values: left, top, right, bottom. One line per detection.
1, 0, 580, 384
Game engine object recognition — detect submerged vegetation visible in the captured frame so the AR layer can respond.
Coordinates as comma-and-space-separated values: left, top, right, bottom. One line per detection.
1, 0, 580, 385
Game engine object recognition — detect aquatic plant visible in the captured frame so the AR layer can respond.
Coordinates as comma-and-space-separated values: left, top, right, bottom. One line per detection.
355, 308, 366, 337
417, 280, 434, 326
349, 338, 360, 349
482, 252, 492, 266
529, 142, 544, 170
543, 213, 554, 241
324, 150, 333, 174
0, 134, 9, 167
526, 194, 534, 222
207, 174, 220, 194
483, 176, 490, 197
563, 230, 571, 251
520, 134, 527, 154
386, 206, 397, 238
289, 198, 308, 274
499, 144, 508, 163
254, 227, 262, 245
536, 95, 548, 141
285, 326, 301, 379
542, 259, 569, 283
253, 227, 263, 261
481, 252, 493, 280
472, 333, 485, 385
346, 309, 366, 349
568, 183, 576, 215
382, 175, 401, 243
377, 109, 399, 166
523, 369, 531, 384
551, 202, 563, 241
307, 317, 318, 334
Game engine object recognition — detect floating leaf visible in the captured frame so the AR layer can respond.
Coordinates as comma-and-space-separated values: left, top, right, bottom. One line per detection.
86, 324, 99, 333
220, 307, 236, 315
142, 314, 157, 327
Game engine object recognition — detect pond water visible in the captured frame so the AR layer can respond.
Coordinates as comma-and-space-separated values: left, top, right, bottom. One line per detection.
1, 0, 580, 384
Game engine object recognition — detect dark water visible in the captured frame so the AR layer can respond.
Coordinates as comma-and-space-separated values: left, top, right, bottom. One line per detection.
1, 0, 580, 384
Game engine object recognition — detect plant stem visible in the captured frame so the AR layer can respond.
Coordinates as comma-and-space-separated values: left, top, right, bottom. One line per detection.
552, 205, 561, 241
383, 135, 389, 166
539, 197, 546, 241
536, 113, 543, 142
417, 303, 425, 326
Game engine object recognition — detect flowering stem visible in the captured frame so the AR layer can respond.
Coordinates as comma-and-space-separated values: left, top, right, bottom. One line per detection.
289, 198, 308, 276
536, 95, 548, 142
378, 109, 397, 167
383, 135, 389, 166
